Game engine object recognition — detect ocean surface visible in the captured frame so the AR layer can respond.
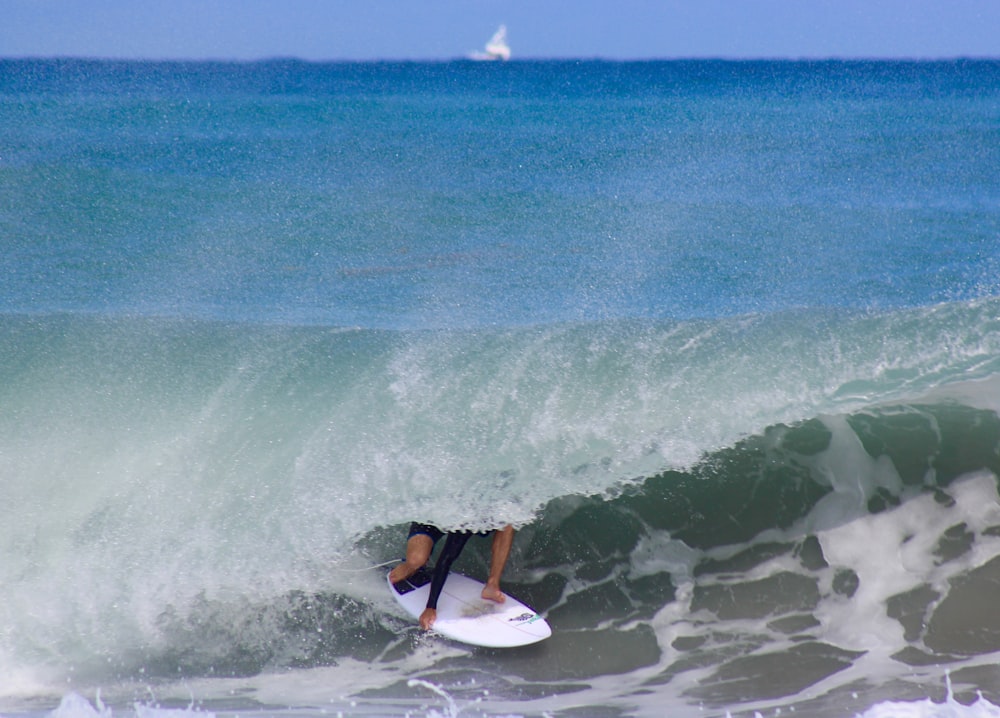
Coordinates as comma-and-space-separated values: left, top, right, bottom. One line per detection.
2, 58, 1000, 717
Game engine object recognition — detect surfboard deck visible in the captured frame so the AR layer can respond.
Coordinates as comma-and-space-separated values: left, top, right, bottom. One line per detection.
387, 567, 551, 648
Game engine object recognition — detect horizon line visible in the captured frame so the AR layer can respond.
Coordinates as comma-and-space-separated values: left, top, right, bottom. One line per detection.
3, 54, 999, 64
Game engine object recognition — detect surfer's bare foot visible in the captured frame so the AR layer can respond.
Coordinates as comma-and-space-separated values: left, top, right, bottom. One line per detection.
389, 561, 418, 585
482, 581, 506, 603
391, 534, 434, 586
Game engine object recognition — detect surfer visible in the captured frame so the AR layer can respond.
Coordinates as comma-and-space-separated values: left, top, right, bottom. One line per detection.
389, 522, 515, 630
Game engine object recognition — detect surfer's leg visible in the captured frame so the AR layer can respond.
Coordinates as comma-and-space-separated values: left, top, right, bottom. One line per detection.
389, 524, 442, 585
389, 533, 433, 584
483, 525, 514, 603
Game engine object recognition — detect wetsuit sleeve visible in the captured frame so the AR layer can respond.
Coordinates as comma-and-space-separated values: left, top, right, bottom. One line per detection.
426, 532, 472, 610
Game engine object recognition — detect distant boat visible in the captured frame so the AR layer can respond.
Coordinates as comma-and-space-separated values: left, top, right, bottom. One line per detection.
469, 25, 511, 61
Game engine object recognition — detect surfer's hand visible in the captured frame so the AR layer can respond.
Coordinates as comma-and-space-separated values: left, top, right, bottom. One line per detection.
419, 607, 437, 630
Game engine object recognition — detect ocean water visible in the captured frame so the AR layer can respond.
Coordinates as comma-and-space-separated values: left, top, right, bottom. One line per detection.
1, 58, 1000, 717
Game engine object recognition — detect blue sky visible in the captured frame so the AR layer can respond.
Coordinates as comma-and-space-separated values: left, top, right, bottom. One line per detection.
2, 0, 998, 60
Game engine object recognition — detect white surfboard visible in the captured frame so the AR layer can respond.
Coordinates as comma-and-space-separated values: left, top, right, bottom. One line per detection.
388, 567, 551, 648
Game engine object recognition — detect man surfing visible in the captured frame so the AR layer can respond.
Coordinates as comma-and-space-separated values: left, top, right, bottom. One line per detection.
389, 522, 515, 630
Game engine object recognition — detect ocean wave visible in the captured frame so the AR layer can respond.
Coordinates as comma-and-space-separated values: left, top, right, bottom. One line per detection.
122, 402, 1000, 713
2, 302, 1000, 711
4, 400, 1000, 710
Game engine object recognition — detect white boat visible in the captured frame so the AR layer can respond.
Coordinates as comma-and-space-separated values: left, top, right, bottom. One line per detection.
470, 25, 510, 61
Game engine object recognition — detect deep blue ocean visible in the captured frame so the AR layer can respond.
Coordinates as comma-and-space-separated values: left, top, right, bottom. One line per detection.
2, 59, 1000, 718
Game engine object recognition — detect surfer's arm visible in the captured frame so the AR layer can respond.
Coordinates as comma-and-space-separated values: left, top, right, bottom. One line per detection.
425, 532, 472, 610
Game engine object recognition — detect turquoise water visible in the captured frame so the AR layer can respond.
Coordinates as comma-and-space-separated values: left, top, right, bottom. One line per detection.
4, 60, 998, 326
2, 59, 1000, 717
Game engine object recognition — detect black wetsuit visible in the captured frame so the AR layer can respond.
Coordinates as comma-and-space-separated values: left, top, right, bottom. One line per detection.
426, 532, 473, 609
407, 522, 484, 610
